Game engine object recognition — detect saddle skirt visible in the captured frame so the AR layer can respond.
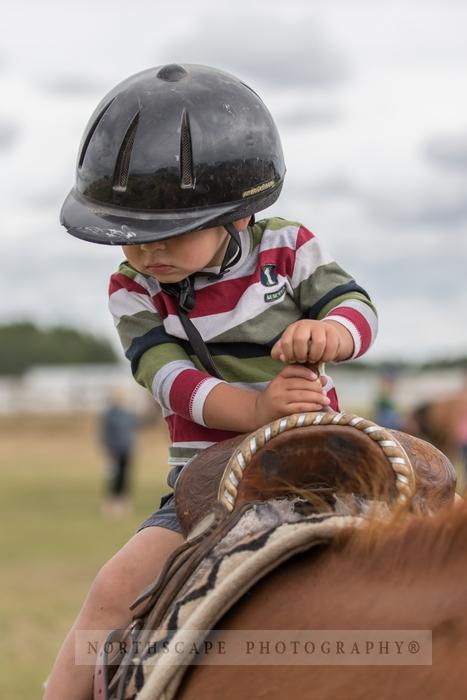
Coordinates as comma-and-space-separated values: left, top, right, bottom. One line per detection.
116, 497, 378, 700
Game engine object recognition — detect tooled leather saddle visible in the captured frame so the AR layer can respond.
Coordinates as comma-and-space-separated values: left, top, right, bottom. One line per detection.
94, 410, 456, 699
174, 410, 456, 537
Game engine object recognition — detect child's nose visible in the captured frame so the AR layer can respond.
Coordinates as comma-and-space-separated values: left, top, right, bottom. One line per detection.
140, 240, 166, 251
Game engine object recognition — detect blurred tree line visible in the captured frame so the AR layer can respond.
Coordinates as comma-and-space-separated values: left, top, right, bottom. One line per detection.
351, 357, 467, 371
0, 322, 117, 376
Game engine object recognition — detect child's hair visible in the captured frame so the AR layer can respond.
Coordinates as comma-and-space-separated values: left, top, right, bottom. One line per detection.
60, 64, 286, 247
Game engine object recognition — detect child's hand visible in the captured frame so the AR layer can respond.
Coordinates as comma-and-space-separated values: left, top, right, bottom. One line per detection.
271, 319, 353, 364
255, 364, 330, 425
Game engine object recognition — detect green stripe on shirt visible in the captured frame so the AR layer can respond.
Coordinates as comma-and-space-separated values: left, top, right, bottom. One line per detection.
134, 342, 192, 391
117, 311, 164, 354
293, 262, 355, 309
318, 292, 378, 319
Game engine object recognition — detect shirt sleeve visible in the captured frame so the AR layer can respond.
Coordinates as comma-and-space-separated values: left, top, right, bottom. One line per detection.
108, 268, 225, 425
290, 225, 378, 359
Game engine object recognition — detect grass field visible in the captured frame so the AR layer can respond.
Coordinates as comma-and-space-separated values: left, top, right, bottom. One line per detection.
0, 413, 170, 700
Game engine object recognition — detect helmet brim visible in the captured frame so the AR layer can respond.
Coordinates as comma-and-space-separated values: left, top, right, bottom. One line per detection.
60, 189, 242, 245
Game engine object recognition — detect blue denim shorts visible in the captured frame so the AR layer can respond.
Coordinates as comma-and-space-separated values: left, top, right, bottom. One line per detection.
137, 462, 186, 535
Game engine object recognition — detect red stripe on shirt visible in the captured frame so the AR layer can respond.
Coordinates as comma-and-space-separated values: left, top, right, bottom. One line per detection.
109, 274, 176, 322
109, 273, 149, 297
296, 225, 315, 250
165, 414, 241, 443
168, 369, 211, 420
189, 275, 256, 317
327, 387, 340, 411
149, 289, 177, 320
326, 306, 372, 357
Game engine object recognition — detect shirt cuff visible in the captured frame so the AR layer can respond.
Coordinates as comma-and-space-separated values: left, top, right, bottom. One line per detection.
323, 316, 361, 359
323, 299, 377, 359
189, 377, 226, 426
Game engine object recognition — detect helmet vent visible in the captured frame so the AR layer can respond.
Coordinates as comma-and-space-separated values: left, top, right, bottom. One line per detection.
179, 109, 195, 189
78, 97, 116, 169
157, 64, 188, 82
112, 112, 140, 192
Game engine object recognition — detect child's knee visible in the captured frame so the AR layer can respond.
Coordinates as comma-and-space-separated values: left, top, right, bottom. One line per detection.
87, 558, 133, 618
85, 528, 181, 621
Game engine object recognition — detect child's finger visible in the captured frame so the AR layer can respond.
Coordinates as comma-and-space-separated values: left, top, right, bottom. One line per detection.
280, 364, 318, 381
275, 326, 296, 361
306, 328, 327, 363
282, 380, 322, 391
321, 333, 340, 363
270, 341, 282, 360
285, 389, 331, 406
285, 401, 332, 414
290, 327, 313, 363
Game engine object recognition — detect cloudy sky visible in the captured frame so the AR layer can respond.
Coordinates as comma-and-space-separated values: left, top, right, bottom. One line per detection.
1, 0, 466, 363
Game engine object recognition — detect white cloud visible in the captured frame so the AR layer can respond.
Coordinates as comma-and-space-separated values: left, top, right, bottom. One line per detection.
424, 131, 467, 171
161, 11, 350, 89
0, 119, 18, 150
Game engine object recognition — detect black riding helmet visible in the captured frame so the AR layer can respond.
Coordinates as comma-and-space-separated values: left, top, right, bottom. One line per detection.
60, 63, 286, 245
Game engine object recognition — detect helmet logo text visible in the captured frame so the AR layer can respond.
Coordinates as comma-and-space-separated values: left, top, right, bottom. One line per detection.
242, 180, 275, 198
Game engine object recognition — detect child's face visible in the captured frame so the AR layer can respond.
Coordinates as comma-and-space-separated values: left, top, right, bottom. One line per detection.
122, 218, 248, 282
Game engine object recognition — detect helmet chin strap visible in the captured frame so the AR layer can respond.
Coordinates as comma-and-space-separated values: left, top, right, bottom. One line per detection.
160, 222, 244, 378
209, 222, 242, 279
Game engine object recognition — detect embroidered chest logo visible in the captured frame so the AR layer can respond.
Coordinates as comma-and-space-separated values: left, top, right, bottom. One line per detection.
260, 264, 286, 303
260, 264, 278, 287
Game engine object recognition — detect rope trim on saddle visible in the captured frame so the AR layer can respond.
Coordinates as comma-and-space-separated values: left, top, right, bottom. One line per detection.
217, 411, 416, 511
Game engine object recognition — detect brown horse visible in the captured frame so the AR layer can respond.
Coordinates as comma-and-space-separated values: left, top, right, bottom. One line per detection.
99, 412, 463, 700
177, 500, 467, 700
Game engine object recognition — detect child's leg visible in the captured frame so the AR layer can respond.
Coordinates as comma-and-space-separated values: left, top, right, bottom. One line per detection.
43, 526, 183, 700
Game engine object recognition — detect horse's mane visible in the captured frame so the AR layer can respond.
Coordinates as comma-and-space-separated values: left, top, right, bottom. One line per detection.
288, 449, 466, 591
331, 499, 467, 581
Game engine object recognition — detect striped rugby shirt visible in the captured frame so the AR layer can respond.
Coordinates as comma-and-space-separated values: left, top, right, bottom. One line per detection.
109, 217, 378, 467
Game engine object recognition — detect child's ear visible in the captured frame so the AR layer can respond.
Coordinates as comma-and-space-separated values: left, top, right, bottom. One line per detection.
234, 215, 253, 230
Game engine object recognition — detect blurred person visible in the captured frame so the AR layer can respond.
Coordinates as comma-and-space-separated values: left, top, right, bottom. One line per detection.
373, 369, 402, 431
44, 64, 378, 699
100, 389, 139, 517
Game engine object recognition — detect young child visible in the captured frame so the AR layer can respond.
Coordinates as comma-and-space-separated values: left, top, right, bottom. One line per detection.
44, 64, 378, 699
